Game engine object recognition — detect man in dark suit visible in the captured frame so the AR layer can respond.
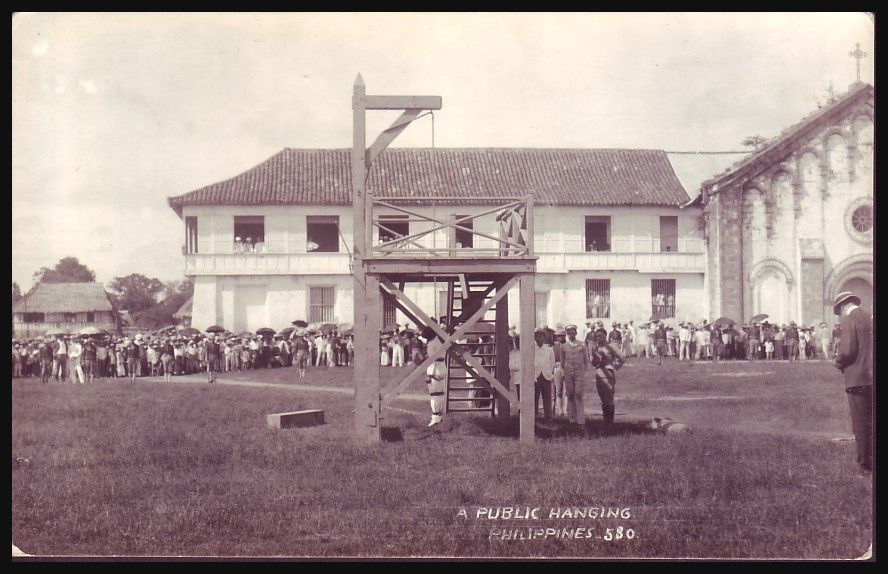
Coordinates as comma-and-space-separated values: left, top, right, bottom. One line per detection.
833, 291, 873, 472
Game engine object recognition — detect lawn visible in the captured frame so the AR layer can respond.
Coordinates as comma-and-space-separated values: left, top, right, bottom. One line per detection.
11, 358, 873, 559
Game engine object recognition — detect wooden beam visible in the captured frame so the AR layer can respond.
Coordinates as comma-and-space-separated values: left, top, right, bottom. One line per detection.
519, 273, 536, 444
373, 221, 442, 256
379, 276, 518, 407
351, 73, 380, 445
366, 108, 423, 166
495, 291, 511, 421
372, 200, 528, 252
364, 95, 442, 110
459, 274, 469, 301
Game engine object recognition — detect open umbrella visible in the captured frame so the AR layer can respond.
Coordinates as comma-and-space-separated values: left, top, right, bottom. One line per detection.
337, 322, 353, 332
292, 320, 309, 328
318, 323, 337, 333
79, 326, 102, 336
714, 316, 736, 327
256, 327, 276, 338
279, 326, 295, 338
205, 325, 226, 333
180, 327, 200, 336
750, 313, 769, 323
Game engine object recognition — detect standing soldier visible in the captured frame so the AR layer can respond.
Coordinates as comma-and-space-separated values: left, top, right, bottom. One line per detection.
561, 325, 589, 429
833, 291, 873, 472
590, 335, 625, 430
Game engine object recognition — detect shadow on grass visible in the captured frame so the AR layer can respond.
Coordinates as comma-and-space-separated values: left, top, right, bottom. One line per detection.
380, 426, 404, 442
399, 414, 661, 441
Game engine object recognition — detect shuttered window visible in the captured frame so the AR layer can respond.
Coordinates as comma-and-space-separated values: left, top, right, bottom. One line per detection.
383, 291, 397, 329
308, 286, 335, 323
586, 279, 610, 319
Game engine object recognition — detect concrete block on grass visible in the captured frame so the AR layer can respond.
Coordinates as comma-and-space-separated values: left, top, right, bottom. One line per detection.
266, 409, 325, 429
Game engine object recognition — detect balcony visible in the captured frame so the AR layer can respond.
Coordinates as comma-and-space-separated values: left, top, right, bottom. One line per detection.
184, 252, 351, 276
537, 251, 705, 274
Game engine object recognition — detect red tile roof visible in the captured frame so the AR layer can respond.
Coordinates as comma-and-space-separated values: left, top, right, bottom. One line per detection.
168, 148, 692, 215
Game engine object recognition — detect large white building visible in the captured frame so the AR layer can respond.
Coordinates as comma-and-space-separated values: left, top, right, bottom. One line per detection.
168, 148, 706, 332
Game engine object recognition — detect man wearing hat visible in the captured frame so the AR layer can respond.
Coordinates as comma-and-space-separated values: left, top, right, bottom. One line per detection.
590, 332, 625, 429
39, 338, 53, 384
561, 325, 589, 428
833, 291, 873, 472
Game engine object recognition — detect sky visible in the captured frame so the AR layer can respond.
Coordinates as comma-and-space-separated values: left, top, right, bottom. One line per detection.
11, 12, 874, 291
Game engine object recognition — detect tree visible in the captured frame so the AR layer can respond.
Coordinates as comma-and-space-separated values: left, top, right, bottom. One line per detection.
132, 277, 194, 329
12, 282, 22, 306
741, 135, 769, 151
32, 257, 97, 284
108, 274, 165, 313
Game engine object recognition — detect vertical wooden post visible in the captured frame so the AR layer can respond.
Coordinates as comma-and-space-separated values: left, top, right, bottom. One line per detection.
519, 273, 536, 444
353, 74, 381, 444
495, 289, 510, 421
526, 193, 535, 257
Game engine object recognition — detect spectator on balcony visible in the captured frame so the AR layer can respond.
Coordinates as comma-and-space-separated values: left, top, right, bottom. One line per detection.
244, 236, 255, 253
254, 237, 266, 253
234, 236, 244, 253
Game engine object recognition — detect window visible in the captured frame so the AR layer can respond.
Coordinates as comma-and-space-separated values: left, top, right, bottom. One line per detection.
65, 312, 77, 323
651, 279, 676, 318
308, 286, 335, 323
22, 312, 44, 323
378, 215, 409, 245
86, 312, 95, 323
659, 216, 678, 252
585, 216, 611, 252
454, 215, 474, 249
535, 292, 549, 327
306, 216, 340, 252
234, 216, 265, 253
383, 291, 397, 329
852, 205, 873, 233
586, 280, 610, 319
185, 216, 198, 254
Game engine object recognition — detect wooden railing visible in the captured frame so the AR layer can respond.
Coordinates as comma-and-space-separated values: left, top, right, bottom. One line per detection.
367, 194, 535, 258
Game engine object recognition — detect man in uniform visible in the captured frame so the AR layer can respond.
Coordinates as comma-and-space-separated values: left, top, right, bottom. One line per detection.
561, 325, 589, 428
590, 334, 625, 430
832, 291, 873, 472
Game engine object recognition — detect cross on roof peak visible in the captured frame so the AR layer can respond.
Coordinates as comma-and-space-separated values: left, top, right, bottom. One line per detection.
849, 42, 868, 82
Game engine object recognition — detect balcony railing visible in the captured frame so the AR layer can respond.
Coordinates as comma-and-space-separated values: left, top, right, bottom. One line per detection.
537, 251, 705, 274
367, 194, 535, 258
184, 252, 351, 275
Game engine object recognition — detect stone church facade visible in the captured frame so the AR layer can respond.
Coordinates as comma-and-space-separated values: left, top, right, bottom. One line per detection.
702, 82, 874, 326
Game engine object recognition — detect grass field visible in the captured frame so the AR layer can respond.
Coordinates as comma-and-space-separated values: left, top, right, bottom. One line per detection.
11, 358, 873, 559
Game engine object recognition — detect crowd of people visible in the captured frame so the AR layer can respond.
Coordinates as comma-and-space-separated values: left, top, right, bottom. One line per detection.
546, 318, 843, 364
11, 328, 357, 384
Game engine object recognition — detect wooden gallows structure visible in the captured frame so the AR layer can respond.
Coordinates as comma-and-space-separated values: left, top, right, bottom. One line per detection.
351, 74, 538, 444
